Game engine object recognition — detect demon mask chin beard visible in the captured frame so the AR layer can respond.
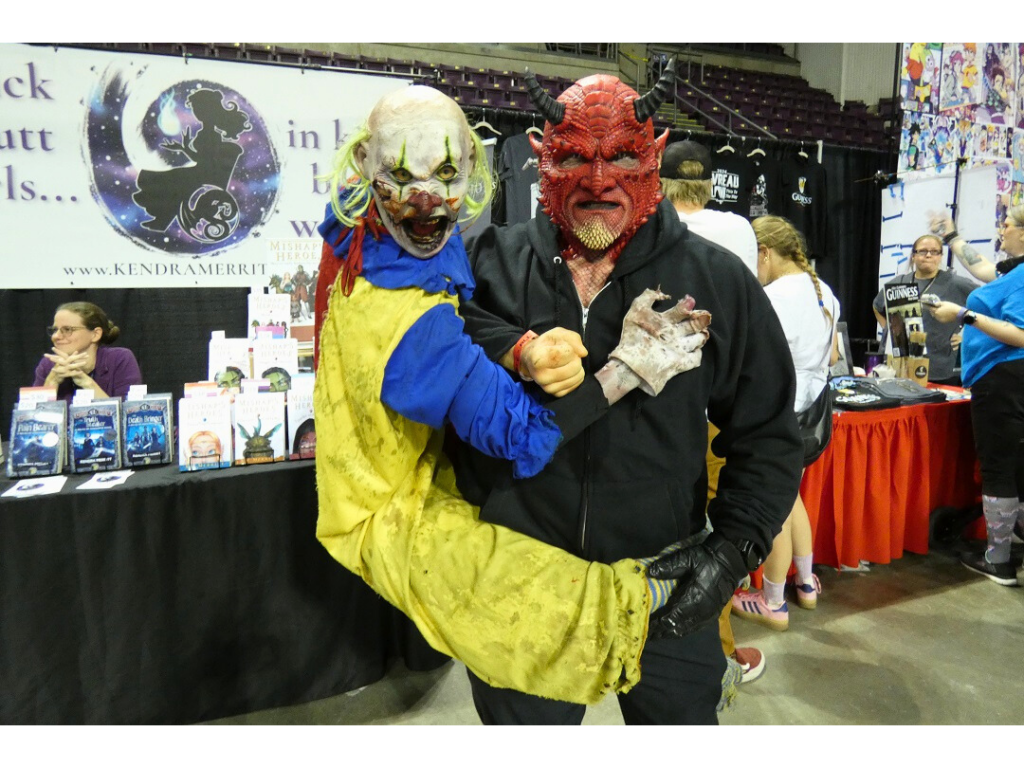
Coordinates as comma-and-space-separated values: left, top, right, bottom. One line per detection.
354, 86, 475, 259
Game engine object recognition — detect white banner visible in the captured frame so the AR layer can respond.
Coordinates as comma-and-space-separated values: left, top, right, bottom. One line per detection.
0, 44, 408, 288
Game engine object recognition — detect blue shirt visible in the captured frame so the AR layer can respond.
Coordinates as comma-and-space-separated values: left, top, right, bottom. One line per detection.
961, 264, 1024, 387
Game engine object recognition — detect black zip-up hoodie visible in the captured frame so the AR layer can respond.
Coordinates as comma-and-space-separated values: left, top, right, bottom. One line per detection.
455, 199, 802, 564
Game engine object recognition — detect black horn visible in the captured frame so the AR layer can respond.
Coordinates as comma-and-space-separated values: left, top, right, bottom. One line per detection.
634, 57, 677, 123
524, 67, 565, 126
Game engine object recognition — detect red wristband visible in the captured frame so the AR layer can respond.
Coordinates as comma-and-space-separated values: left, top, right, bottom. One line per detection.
512, 330, 538, 381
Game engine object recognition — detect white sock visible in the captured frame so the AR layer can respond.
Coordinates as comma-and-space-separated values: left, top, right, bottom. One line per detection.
794, 553, 814, 584
763, 576, 786, 608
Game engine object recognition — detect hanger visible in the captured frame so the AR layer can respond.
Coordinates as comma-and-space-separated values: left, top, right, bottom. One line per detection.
717, 135, 735, 154
798, 141, 809, 159
472, 110, 501, 136
525, 126, 543, 137
747, 137, 765, 158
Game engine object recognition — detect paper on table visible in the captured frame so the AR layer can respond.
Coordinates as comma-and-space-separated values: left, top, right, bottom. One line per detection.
77, 470, 135, 490
3, 475, 69, 498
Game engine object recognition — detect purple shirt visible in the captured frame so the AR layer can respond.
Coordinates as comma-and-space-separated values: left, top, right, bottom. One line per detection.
33, 345, 143, 403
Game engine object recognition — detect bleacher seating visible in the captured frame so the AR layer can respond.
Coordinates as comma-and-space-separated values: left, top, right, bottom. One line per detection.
680, 62, 887, 147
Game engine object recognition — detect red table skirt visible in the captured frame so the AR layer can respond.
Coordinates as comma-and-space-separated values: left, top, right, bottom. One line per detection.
800, 399, 981, 570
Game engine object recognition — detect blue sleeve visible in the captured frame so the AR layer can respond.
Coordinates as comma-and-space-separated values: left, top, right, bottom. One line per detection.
382, 304, 561, 479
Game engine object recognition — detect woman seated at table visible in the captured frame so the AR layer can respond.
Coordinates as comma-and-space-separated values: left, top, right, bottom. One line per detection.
33, 301, 142, 402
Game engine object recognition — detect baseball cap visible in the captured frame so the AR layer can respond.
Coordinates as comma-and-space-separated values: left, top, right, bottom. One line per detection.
661, 140, 713, 180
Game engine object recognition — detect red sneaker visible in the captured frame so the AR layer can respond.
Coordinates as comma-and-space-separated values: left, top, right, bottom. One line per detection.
730, 646, 766, 683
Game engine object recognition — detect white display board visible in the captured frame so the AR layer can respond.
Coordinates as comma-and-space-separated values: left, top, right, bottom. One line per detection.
0, 44, 408, 288
878, 164, 999, 292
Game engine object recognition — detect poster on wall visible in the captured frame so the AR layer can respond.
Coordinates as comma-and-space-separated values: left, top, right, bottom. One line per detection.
976, 42, 1016, 126
0, 44, 408, 289
899, 112, 967, 176
939, 43, 981, 116
901, 42, 943, 114
970, 123, 1011, 167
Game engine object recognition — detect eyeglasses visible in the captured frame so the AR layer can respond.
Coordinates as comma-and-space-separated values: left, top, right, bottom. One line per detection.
47, 325, 87, 337
913, 249, 942, 255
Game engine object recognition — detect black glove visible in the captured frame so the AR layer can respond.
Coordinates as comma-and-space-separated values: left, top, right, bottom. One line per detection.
645, 531, 749, 638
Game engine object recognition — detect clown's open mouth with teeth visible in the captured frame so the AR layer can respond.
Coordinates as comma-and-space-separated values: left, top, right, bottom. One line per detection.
403, 215, 450, 248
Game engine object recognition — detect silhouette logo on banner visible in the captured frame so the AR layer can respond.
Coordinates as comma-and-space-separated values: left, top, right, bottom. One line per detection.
87, 69, 280, 255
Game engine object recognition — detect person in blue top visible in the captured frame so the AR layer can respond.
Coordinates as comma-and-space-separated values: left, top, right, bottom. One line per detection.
928, 205, 1024, 586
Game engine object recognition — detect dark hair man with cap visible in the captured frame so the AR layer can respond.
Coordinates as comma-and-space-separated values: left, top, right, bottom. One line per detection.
661, 140, 758, 275
455, 65, 802, 724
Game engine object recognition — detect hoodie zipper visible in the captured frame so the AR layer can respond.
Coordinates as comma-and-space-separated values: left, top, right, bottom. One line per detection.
576, 284, 608, 555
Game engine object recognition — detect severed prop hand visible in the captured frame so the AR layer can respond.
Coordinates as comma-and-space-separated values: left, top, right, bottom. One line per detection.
603, 288, 711, 399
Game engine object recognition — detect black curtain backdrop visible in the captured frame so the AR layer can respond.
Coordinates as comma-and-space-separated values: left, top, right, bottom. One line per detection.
1, 288, 249, 441
0, 136, 896, 439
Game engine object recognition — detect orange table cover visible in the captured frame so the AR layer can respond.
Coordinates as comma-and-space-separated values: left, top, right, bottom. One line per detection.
801, 399, 980, 570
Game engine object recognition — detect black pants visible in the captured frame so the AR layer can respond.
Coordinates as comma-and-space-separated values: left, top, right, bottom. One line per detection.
467, 621, 725, 725
970, 358, 1024, 499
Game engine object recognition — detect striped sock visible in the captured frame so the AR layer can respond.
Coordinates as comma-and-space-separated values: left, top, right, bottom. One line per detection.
638, 541, 684, 613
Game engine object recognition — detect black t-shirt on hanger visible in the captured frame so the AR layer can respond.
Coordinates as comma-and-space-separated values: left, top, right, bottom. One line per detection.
779, 154, 829, 260
706, 150, 748, 216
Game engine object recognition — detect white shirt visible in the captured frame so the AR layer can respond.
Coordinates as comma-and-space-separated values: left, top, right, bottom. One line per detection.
676, 209, 758, 276
764, 273, 841, 412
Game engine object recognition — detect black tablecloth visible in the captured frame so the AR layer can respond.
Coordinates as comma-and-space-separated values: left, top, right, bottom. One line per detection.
0, 459, 449, 724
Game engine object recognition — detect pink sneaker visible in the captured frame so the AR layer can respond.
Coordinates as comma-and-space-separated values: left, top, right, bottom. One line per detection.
731, 589, 789, 631
794, 574, 822, 610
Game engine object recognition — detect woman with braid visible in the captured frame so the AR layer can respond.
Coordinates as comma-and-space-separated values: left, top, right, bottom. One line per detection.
731, 216, 840, 630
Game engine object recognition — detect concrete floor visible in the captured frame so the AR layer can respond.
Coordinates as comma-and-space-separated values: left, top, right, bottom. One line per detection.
210, 544, 1024, 726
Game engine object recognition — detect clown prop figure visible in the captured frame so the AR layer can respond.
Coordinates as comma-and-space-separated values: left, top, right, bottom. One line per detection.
312, 85, 713, 704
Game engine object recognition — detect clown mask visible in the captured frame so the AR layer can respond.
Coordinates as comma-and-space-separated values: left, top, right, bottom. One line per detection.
355, 86, 475, 259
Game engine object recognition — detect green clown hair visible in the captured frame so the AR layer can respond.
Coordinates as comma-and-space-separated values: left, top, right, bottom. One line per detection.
323, 122, 494, 230
325, 123, 374, 229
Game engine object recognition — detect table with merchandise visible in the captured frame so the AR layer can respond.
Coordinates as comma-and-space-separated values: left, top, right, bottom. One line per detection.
0, 457, 448, 724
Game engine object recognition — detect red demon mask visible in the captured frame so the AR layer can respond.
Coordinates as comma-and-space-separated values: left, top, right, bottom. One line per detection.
527, 63, 675, 262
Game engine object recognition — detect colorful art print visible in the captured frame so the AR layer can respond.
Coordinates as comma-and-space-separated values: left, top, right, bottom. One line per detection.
123, 398, 172, 466
6, 407, 64, 478
939, 43, 982, 112
975, 42, 1016, 126
1012, 181, 1024, 206
69, 400, 122, 473
996, 161, 1013, 194
901, 43, 943, 114
926, 115, 959, 174
899, 112, 934, 173
970, 124, 1011, 167
883, 283, 925, 359
1017, 43, 1024, 129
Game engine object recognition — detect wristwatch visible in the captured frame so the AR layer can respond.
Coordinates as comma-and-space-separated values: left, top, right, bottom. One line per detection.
731, 538, 765, 571
962, 310, 978, 326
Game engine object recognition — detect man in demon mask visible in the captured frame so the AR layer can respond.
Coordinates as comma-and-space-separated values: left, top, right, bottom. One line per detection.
312, 84, 715, 704
453, 63, 803, 724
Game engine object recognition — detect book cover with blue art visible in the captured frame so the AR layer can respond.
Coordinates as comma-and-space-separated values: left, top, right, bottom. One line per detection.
123, 394, 174, 467
6, 401, 66, 478
69, 399, 123, 474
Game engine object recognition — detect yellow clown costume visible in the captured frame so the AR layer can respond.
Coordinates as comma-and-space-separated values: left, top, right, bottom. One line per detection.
313, 203, 650, 704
